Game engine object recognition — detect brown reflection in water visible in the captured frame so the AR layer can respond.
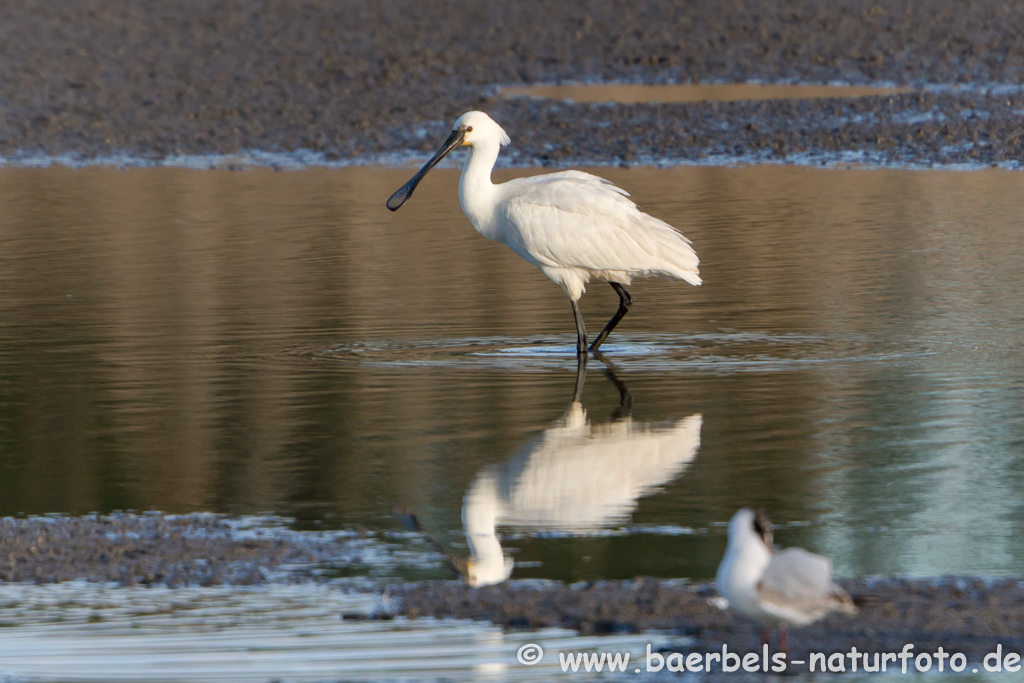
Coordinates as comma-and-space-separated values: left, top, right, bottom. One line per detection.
0, 164, 1022, 579
501, 83, 914, 103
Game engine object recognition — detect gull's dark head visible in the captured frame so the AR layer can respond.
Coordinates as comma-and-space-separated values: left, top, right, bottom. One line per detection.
752, 508, 774, 550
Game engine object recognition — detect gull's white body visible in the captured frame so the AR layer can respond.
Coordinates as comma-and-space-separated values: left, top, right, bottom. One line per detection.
716, 508, 856, 629
454, 111, 701, 302
462, 407, 703, 586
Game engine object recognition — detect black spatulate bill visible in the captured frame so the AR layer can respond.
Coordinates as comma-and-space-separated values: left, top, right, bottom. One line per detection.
386, 127, 466, 211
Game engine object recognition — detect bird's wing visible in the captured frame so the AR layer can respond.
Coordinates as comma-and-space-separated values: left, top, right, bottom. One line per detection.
509, 170, 632, 200
499, 172, 699, 281
756, 547, 855, 621
503, 414, 703, 530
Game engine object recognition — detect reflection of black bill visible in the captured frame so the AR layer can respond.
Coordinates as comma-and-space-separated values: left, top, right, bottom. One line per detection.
386, 128, 465, 211
388, 502, 466, 579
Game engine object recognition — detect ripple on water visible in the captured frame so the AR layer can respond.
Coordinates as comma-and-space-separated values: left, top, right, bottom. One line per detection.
314, 331, 926, 373
0, 582, 676, 682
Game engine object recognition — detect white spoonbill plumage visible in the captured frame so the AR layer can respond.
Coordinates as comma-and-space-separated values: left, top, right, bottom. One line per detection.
386, 111, 701, 355
716, 508, 857, 655
462, 364, 703, 587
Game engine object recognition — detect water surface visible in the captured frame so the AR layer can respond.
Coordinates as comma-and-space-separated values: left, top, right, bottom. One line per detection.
0, 582, 665, 681
1, 165, 1023, 583
500, 82, 914, 103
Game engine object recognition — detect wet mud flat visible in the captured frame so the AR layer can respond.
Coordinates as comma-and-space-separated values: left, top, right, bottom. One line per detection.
4, 516, 1024, 667
2, 0, 1024, 167
400, 577, 1024, 668
0, 514, 433, 587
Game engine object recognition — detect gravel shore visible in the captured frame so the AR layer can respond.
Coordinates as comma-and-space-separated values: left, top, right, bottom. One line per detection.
3, 514, 1024, 662
400, 576, 1024, 668
0, 514, 399, 586
1, 0, 1023, 166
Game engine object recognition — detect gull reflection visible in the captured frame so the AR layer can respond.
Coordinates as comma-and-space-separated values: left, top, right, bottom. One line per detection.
463, 360, 703, 586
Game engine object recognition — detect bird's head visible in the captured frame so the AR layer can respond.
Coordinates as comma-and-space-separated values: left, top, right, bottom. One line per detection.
386, 111, 508, 211
729, 507, 774, 551
752, 508, 774, 550
453, 111, 511, 148
464, 555, 515, 587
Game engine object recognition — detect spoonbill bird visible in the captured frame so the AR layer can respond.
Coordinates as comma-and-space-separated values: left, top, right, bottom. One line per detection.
462, 365, 703, 586
716, 508, 857, 656
386, 111, 701, 355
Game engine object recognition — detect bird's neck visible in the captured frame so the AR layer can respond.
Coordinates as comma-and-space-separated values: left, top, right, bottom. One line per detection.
458, 140, 502, 238
463, 470, 502, 554
462, 470, 511, 585
720, 532, 772, 593
467, 531, 505, 574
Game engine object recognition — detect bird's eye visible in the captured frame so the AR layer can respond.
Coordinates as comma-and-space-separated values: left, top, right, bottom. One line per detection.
466, 126, 473, 132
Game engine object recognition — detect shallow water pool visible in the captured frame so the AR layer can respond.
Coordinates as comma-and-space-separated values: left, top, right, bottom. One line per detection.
0, 164, 1022, 584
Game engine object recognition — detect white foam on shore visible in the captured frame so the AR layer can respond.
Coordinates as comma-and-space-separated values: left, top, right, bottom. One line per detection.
1, 146, 1021, 172
4, 146, 1019, 172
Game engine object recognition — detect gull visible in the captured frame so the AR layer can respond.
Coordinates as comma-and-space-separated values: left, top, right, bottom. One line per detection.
715, 508, 857, 654
387, 111, 701, 356
462, 364, 703, 586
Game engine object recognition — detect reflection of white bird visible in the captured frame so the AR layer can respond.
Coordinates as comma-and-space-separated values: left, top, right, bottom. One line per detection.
387, 111, 701, 356
462, 402, 703, 587
716, 508, 857, 653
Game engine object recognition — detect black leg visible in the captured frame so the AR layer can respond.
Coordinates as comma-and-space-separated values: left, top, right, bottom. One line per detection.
570, 299, 588, 356
571, 354, 587, 403
588, 282, 632, 352
602, 363, 633, 418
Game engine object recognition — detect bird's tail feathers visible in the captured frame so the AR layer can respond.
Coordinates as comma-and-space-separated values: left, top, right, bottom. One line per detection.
850, 593, 886, 608
631, 216, 701, 286
832, 587, 860, 615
